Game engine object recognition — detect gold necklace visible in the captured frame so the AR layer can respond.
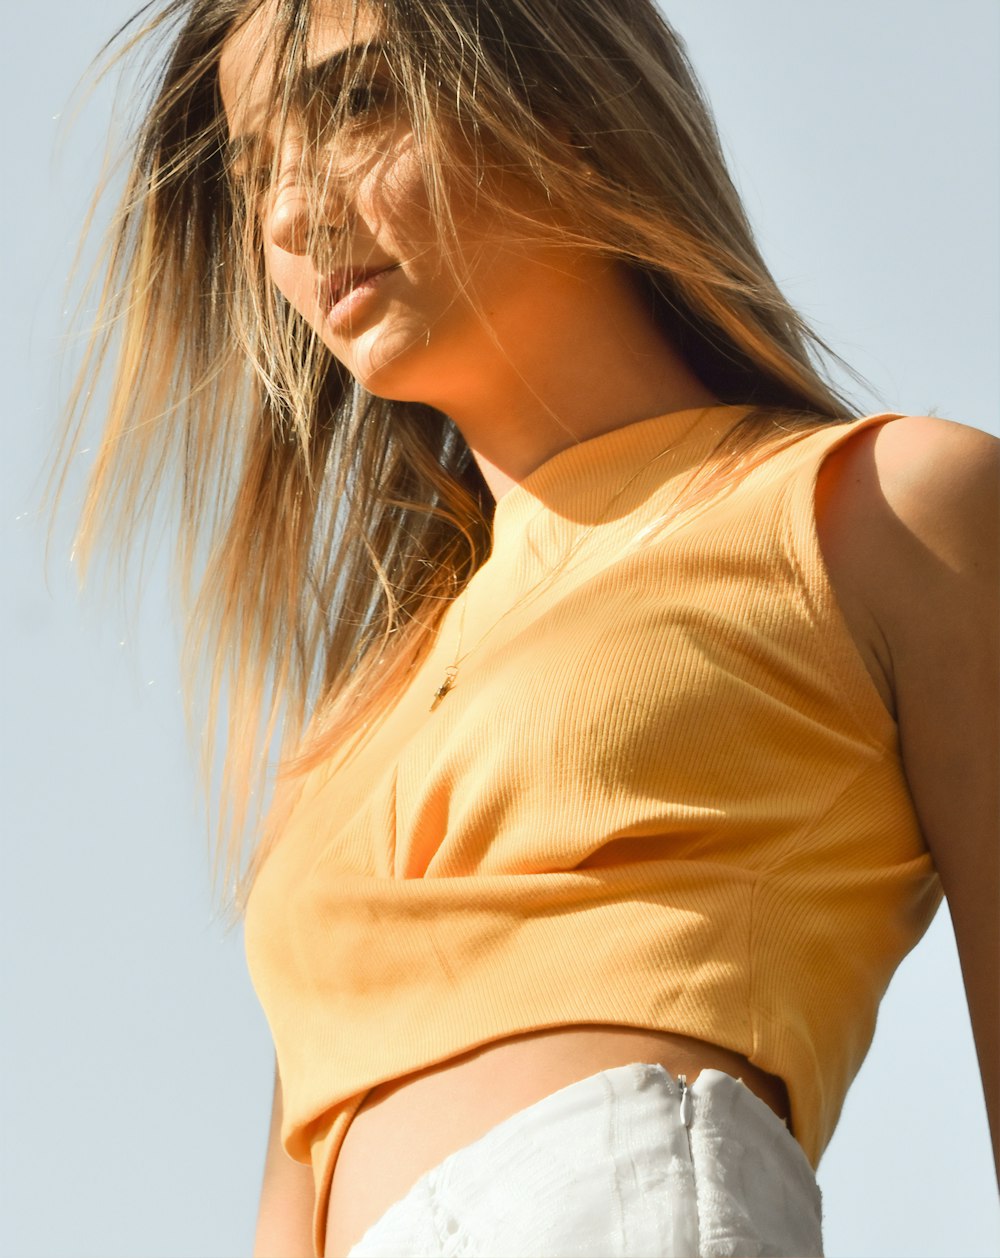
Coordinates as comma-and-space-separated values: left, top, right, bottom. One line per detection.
430, 406, 717, 711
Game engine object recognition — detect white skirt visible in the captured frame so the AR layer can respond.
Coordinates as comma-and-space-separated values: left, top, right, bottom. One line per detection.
345, 1061, 823, 1257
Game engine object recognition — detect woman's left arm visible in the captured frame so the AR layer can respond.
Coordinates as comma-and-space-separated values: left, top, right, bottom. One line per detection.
830, 414, 999, 1181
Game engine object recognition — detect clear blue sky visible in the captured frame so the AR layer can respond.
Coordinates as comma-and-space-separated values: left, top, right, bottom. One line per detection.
3, 3, 997, 1255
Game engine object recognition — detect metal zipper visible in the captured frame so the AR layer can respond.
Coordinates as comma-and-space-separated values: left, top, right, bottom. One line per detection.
677, 1072, 694, 1163
677, 1073, 692, 1128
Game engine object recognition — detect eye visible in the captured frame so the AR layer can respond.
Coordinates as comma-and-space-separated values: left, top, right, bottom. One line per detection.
343, 83, 380, 116
303, 79, 388, 148
335, 68, 397, 126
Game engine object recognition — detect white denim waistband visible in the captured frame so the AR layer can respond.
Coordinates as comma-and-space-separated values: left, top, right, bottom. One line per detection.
345, 1061, 823, 1258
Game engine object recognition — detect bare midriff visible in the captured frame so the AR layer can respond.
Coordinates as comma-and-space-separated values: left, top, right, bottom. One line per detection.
323, 1024, 791, 1257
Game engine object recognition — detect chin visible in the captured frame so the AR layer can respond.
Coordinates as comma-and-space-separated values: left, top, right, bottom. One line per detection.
343, 325, 443, 404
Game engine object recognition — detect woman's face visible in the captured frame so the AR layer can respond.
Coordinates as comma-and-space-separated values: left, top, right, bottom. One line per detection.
218, 1, 580, 407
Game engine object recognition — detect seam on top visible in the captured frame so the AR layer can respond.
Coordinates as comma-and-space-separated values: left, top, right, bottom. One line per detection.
748, 868, 763, 1070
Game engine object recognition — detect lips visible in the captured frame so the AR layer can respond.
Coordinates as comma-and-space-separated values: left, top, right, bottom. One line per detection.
319, 264, 397, 313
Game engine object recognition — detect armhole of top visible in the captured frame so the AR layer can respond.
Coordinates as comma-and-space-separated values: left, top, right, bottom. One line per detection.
782, 412, 905, 750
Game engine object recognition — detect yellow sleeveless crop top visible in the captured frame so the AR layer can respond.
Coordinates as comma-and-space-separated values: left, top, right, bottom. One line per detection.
244, 405, 942, 1256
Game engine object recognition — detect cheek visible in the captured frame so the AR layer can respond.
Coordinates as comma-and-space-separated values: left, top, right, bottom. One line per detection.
264, 248, 316, 321
359, 142, 437, 258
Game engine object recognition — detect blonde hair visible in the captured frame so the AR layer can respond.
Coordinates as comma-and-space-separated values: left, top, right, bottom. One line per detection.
53, 0, 866, 925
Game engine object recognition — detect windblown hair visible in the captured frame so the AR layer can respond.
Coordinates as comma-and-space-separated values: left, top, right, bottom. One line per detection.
54, 0, 864, 924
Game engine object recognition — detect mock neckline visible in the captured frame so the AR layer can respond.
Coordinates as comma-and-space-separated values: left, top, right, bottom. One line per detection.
489, 404, 753, 544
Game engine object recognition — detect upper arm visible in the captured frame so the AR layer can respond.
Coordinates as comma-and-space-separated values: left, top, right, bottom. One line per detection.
825, 414, 999, 1174
253, 1055, 316, 1258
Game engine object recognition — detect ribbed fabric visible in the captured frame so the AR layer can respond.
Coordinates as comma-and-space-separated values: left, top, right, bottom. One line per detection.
243, 405, 942, 1258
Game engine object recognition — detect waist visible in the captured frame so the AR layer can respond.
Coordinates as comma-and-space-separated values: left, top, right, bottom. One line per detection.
324, 1024, 791, 1256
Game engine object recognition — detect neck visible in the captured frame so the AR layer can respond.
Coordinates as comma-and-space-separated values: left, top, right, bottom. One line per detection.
415, 256, 719, 503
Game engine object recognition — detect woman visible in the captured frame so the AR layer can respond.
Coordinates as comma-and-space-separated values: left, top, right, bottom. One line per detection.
57, 0, 997, 1255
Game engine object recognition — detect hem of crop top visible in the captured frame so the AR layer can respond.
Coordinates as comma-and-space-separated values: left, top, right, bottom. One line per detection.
311, 1089, 371, 1258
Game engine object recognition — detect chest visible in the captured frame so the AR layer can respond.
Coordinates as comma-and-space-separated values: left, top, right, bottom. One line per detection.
280, 518, 882, 885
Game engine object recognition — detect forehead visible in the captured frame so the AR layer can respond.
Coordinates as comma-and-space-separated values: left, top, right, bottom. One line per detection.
218, 0, 379, 137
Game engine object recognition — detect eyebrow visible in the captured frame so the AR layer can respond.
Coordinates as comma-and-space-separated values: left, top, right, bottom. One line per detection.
296, 39, 388, 101
225, 39, 389, 162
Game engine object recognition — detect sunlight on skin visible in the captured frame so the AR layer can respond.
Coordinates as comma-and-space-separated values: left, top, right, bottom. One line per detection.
217, 0, 718, 501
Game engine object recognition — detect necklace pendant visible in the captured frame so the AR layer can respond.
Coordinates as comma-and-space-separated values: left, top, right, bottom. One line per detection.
430, 666, 458, 711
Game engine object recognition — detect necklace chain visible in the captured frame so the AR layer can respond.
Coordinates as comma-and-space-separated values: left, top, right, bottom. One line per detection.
430, 407, 716, 711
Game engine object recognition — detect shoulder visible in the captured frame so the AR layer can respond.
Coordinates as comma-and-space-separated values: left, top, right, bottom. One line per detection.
815, 410, 998, 844
815, 414, 998, 612
815, 412, 996, 724
862, 413, 996, 535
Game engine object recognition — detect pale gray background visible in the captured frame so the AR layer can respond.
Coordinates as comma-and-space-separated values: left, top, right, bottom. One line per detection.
3, 2, 998, 1255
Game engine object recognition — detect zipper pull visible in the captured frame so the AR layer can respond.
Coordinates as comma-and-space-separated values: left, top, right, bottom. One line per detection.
677, 1074, 692, 1128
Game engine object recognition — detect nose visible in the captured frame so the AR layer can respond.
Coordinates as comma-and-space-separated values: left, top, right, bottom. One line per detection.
266, 182, 312, 255
265, 152, 348, 258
